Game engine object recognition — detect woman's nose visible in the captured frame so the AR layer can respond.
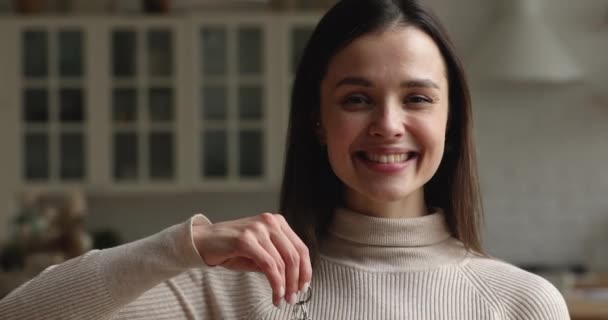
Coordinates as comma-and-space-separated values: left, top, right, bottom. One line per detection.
368, 102, 405, 139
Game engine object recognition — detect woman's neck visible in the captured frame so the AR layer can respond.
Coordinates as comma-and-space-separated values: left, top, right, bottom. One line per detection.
343, 188, 427, 219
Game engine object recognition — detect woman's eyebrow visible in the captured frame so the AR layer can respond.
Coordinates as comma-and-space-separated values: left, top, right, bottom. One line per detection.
335, 76, 440, 89
402, 79, 440, 89
335, 76, 373, 88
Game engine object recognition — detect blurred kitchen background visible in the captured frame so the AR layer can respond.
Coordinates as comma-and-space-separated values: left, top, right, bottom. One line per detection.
0, 0, 607, 316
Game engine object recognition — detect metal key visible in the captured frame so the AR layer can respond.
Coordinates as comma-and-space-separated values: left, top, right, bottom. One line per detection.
291, 286, 312, 320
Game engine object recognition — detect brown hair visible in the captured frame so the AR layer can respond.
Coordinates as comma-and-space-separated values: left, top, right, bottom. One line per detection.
279, 0, 484, 265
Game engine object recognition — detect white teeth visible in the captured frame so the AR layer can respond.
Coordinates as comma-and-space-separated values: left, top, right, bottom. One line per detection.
366, 153, 409, 164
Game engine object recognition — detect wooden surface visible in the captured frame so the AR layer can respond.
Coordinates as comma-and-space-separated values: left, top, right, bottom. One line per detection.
567, 273, 608, 320
568, 298, 608, 320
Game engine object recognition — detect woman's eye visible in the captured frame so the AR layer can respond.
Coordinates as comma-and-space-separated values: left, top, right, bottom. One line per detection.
341, 94, 371, 107
405, 95, 432, 105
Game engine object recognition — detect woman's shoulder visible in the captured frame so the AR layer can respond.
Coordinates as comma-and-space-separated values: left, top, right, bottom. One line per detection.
459, 254, 570, 319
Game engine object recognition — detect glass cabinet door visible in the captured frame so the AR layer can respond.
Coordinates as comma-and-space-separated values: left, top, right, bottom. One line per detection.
198, 23, 267, 182
13, 15, 317, 191
22, 28, 86, 183
236, 26, 264, 179
111, 27, 176, 183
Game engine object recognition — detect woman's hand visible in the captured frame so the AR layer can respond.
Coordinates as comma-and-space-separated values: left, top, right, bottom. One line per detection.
192, 213, 312, 307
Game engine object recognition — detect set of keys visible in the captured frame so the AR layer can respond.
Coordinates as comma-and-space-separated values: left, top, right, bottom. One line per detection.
290, 286, 312, 320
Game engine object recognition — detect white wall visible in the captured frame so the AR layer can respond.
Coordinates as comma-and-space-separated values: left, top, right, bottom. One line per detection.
473, 86, 608, 266
427, 0, 608, 267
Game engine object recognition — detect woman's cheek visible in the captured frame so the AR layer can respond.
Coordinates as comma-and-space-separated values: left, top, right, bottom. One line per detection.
413, 121, 446, 173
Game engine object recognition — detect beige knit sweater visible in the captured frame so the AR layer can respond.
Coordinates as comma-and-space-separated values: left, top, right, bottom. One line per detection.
0, 208, 570, 319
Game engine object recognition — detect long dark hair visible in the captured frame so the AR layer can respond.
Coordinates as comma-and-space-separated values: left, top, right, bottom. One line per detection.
279, 0, 484, 265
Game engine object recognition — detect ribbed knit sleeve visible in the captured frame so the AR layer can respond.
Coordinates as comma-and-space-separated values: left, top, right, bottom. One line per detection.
0, 214, 211, 320
461, 257, 571, 320
112, 265, 273, 319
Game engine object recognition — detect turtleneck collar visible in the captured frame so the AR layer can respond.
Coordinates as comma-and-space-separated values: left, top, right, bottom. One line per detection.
319, 207, 469, 271
328, 207, 451, 247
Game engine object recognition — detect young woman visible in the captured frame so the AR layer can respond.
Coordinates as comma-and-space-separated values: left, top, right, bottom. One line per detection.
1, 0, 570, 319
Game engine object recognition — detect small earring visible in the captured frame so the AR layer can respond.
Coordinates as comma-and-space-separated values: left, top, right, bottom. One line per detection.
315, 122, 321, 127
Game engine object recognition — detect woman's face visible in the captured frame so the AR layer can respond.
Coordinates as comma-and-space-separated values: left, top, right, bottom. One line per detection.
319, 26, 449, 209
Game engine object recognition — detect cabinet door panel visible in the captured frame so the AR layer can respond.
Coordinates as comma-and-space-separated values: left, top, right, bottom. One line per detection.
147, 29, 173, 77
238, 27, 263, 75
149, 132, 174, 179
59, 88, 85, 123
112, 30, 137, 77
238, 85, 263, 120
239, 130, 263, 178
113, 132, 139, 181
202, 130, 228, 178
59, 30, 83, 77
24, 133, 50, 180
202, 85, 228, 121
23, 88, 49, 123
201, 28, 227, 76
23, 30, 48, 78
60, 132, 85, 180
113, 88, 138, 124
148, 87, 173, 122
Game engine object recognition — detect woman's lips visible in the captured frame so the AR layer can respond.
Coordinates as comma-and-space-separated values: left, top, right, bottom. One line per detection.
355, 151, 418, 173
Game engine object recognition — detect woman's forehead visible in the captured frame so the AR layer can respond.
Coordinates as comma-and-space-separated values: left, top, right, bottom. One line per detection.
324, 26, 447, 86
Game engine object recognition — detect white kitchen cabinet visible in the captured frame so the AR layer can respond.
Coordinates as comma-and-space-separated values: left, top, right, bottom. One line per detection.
0, 13, 320, 197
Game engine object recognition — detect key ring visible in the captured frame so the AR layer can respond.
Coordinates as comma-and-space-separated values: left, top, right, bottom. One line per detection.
298, 286, 313, 304
291, 286, 312, 320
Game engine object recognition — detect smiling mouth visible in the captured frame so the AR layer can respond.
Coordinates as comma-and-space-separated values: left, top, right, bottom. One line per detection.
356, 152, 418, 164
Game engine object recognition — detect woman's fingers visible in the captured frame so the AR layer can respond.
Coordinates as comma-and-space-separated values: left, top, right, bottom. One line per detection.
257, 213, 311, 305
239, 234, 285, 307
261, 216, 300, 304
276, 214, 313, 293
